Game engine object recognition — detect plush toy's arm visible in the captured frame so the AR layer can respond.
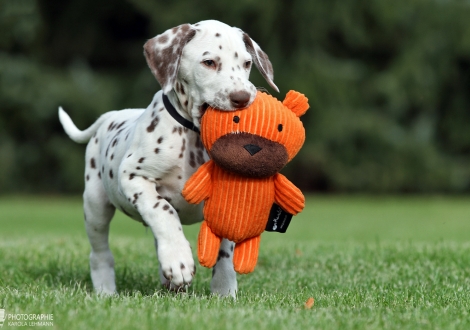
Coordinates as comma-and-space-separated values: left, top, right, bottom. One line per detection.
273, 173, 305, 215
182, 160, 214, 204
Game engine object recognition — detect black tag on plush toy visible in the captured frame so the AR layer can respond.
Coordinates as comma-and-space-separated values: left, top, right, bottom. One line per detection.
265, 203, 293, 233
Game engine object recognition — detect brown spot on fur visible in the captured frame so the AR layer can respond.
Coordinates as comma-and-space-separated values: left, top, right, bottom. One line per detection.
157, 35, 168, 43
154, 148, 160, 154
132, 193, 139, 205
116, 121, 126, 129
189, 151, 196, 168
157, 137, 163, 144
90, 158, 96, 169
197, 150, 205, 165
109, 169, 114, 179
217, 250, 230, 261
129, 173, 136, 180
195, 137, 204, 149
138, 157, 145, 163
163, 204, 170, 211
147, 116, 160, 133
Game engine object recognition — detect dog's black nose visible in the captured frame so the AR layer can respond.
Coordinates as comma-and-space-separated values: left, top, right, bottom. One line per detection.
244, 144, 262, 156
230, 91, 250, 108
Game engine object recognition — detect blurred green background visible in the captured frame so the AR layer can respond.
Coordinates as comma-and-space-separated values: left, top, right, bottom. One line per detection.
1, 0, 470, 194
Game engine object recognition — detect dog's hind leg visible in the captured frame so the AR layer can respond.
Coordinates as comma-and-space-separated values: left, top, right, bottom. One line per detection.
83, 175, 117, 295
211, 238, 238, 298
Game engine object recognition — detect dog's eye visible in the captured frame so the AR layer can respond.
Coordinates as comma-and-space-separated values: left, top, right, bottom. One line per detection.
233, 116, 240, 123
244, 61, 252, 69
278, 124, 283, 132
202, 60, 216, 69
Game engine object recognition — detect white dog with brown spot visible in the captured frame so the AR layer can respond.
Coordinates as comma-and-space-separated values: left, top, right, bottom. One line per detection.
59, 20, 278, 297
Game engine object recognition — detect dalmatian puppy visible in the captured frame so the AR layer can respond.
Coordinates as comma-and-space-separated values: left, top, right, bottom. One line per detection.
59, 20, 278, 297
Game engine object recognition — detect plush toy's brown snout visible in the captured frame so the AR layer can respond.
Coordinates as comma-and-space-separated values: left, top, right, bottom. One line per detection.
210, 132, 288, 178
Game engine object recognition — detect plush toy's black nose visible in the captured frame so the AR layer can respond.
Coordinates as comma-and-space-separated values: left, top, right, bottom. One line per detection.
244, 144, 262, 156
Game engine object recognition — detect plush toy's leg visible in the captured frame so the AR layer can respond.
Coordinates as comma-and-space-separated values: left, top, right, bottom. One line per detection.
198, 221, 222, 268
233, 235, 261, 274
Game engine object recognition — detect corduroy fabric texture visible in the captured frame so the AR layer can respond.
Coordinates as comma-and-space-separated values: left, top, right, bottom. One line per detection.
183, 90, 309, 274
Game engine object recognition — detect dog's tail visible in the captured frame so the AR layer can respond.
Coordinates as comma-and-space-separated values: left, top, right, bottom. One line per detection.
58, 107, 112, 144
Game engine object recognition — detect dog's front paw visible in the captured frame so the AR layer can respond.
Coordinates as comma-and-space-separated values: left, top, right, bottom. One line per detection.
157, 238, 196, 289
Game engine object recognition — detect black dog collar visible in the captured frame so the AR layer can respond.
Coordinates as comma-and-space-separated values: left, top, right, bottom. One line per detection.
162, 94, 200, 134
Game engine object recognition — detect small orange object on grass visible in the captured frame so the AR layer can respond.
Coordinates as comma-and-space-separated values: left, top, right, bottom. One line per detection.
304, 297, 315, 309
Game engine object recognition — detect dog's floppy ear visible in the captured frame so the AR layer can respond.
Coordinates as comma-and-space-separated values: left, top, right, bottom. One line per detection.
242, 32, 279, 93
144, 24, 196, 94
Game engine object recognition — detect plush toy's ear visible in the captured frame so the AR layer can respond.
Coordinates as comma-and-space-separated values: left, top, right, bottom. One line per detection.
283, 90, 309, 117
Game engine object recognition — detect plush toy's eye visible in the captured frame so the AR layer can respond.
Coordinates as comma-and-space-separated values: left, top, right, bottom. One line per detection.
233, 116, 240, 123
278, 124, 283, 132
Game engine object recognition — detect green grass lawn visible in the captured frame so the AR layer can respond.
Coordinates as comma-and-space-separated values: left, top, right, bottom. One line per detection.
1, 195, 469, 329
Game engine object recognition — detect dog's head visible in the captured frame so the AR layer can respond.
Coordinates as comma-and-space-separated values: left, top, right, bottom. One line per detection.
144, 20, 278, 127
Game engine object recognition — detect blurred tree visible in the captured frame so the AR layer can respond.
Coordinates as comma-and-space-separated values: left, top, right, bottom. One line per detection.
0, 0, 469, 194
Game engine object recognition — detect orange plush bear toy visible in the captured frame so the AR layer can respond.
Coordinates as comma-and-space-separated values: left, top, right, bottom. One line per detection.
182, 90, 309, 274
